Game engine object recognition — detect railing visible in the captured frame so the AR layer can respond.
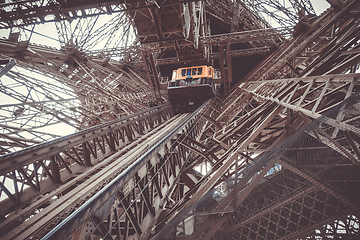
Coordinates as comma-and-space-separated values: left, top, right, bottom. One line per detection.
40, 99, 212, 240
0, 103, 173, 225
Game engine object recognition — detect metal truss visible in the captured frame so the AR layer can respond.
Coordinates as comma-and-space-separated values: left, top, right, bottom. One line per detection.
143, 52, 163, 103
161, 87, 360, 239
201, 27, 288, 66
201, 27, 289, 46
85, 43, 160, 60
0, 100, 211, 240
182, 1, 206, 49
202, 0, 278, 67
219, 44, 232, 96
0, 0, 167, 156
0, 58, 16, 77
127, 0, 186, 44
146, 2, 360, 237
0, 62, 81, 154
0, 0, 360, 240
210, 47, 271, 59
0, 0, 163, 29
254, 0, 359, 81
152, 72, 360, 239
224, 0, 360, 109
0, 0, 202, 30
0, 37, 162, 154
0, 104, 173, 238
243, 0, 316, 29
206, 0, 271, 31
9, 70, 358, 239
126, 0, 208, 66
54, 11, 136, 51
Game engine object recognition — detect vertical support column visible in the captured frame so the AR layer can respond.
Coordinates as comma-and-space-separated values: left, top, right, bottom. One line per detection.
0, 59, 16, 78
143, 52, 162, 103
227, 43, 232, 94
50, 156, 62, 184
230, 1, 241, 32
219, 43, 232, 96
82, 142, 93, 166
219, 45, 226, 95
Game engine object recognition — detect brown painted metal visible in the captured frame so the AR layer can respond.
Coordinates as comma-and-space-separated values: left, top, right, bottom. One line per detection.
0, 0, 360, 240
0, 104, 173, 238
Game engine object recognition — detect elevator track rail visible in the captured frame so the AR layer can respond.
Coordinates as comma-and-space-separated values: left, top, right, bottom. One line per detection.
0, 103, 173, 239
0, 100, 213, 240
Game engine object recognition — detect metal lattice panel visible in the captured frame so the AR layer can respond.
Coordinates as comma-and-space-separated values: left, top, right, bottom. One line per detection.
0, 0, 360, 239
155, 90, 360, 240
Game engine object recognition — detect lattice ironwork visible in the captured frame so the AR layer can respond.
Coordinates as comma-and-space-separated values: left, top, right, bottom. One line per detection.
0, 37, 162, 153
0, 1, 360, 240
0, 104, 173, 238
154, 87, 360, 240
23, 100, 213, 240
243, 0, 317, 29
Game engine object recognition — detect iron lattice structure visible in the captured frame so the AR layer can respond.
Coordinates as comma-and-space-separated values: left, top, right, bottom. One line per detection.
0, 0, 360, 239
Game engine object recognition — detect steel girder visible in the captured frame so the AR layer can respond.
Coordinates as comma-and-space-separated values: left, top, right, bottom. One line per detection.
0, 0, 198, 29
218, 43, 232, 96
0, 104, 173, 239
53, 11, 137, 51
149, 2, 360, 237
126, 0, 208, 66
8, 71, 357, 239
0, 38, 163, 154
152, 73, 360, 239
157, 90, 360, 239
200, 27, 289, 46
143, 52, 163, 104
251, 0, 359, 82
0, 1, 360, 240
19, 100, 213, 240
223, 0, 360, 115
148, 1, 360, 231
242, 0, 316, 29
0, 58, 16, 77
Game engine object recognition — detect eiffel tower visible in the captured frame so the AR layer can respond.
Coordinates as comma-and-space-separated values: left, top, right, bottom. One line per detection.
0, 0, 360, 239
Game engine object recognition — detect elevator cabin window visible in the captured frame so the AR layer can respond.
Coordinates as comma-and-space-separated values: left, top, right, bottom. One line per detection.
192, 68, 197, 75
187, 69, 191, 76
181, 69, 186, 77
